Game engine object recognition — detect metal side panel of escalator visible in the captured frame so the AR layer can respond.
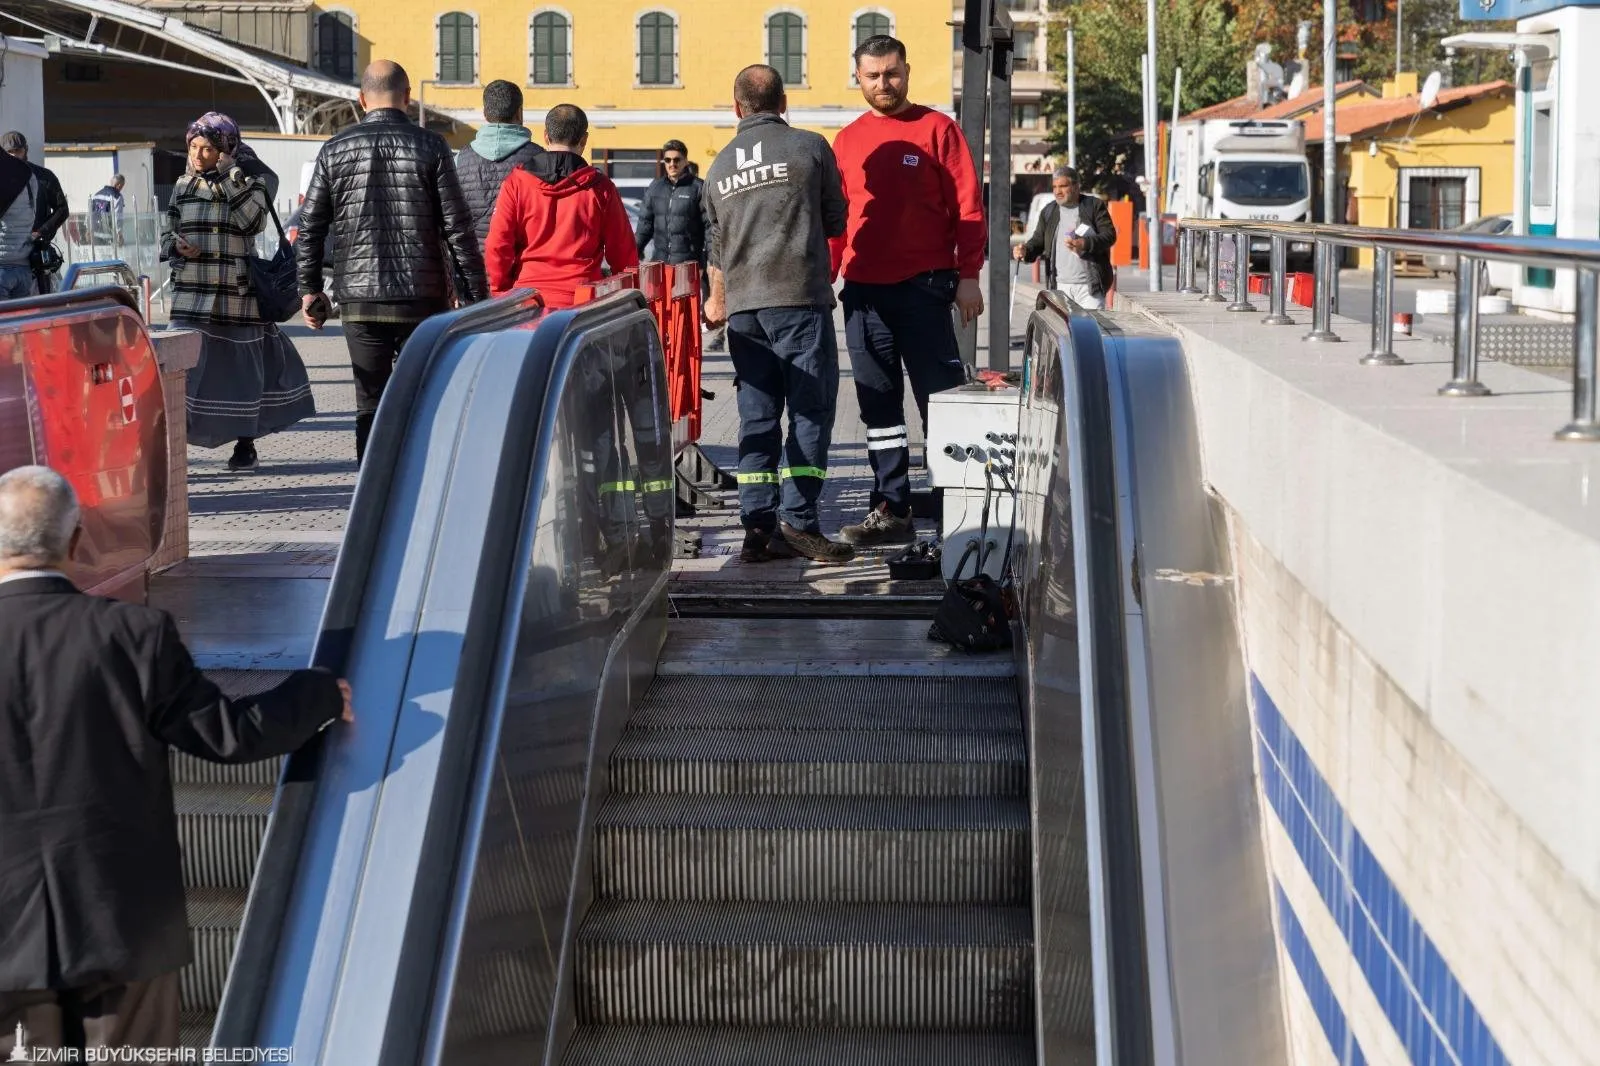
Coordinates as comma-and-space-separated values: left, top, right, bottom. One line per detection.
1014, 291, 1291, 1065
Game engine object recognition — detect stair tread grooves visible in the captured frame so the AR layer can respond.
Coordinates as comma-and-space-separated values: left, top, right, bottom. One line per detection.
596, 793, 1029, 830
579, 900, 1032, 946
614, 728, 1026, 764
561, 1026, 1046, 1064
185, 885, 247, 928
172, 782, 276, 815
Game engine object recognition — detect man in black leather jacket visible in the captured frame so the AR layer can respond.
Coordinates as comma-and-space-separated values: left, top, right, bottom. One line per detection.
296, 60, 488, 464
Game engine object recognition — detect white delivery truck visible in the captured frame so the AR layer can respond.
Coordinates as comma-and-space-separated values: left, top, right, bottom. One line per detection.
1168, 118, 1314, 272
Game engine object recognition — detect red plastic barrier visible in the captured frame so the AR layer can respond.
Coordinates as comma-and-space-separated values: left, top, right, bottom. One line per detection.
577, 262, 704, 453
0, 291, 167, 601
1247, 272, 1315, 307
664, 262, 703, 444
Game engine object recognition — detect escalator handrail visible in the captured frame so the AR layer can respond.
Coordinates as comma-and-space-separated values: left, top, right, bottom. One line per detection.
0, 283, 139, 318
1026, 291, 1156, 1064
378, 292, 663, 1064
212, 289, 553, 1047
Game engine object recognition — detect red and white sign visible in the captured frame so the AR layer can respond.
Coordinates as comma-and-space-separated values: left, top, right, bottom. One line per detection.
119, 377, 137, 424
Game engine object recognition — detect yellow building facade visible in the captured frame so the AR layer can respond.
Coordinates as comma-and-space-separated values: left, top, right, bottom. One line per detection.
310, 0, 954, 165
1314, 75, 1514, 269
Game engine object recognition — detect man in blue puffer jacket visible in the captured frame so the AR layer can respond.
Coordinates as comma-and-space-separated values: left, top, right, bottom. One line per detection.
455, 80, 545, 248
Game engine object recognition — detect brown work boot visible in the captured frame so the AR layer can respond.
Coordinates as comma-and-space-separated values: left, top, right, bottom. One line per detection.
779, 523, 857, 565
839, 502, 915, 546
739, 528, 795, 563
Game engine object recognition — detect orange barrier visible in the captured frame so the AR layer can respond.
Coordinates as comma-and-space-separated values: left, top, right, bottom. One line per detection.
575, 262, 704, 453
1247, 272, 1315, 308
1109, 200, 1135, 268
664, 262, 704, 444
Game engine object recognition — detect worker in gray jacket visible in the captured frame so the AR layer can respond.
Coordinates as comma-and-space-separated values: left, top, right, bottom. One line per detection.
703, 64, 852, 565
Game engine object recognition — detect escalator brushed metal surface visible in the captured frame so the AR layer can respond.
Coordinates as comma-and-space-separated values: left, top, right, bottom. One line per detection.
170, 669, 298, 1044
562, 624, 1077, 1063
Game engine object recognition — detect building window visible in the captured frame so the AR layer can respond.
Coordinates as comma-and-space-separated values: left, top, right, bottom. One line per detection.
1398, 167, 1480, 230
637, 10, 677, 86
530, 9, 571, 85
854, 9, 891, 45
437, 12, 476, 85
1013, 28, 1035, 71
315, 11, 356, 81
852, 9, 893, 83
767, 12, 805, 87
62, 60, 104, 82
1013, 102, 1041, 129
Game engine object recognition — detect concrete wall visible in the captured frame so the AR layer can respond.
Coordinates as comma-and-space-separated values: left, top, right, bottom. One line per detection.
0, 36, 47, 156
1118, 289, 1600, 1066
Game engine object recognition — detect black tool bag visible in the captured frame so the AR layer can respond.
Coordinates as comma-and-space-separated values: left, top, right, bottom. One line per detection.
928, 571, 1013, 653
247, 200, 299, 324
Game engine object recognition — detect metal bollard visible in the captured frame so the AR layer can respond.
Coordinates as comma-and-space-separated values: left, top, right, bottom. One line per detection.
1227, 232, 1257, 312
1556, 266, 1600, 440
1439, 258, 1491, 396
1262, 235, 1294, 325
1178, 229, 1202, 294
1361, 247, 1405, 366
1201, 230, 1226, 302
1303, 240, 1340, 342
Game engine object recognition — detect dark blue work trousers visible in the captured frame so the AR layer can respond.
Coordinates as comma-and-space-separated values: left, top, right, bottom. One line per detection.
843, 273, 967, 513
728, 306, 839, 534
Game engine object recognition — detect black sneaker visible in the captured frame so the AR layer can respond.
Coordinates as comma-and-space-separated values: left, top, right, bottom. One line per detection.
226, 443, 257, 471
779, 522, 857, 565
840, 503, 914, 546
739, 528, 795, 563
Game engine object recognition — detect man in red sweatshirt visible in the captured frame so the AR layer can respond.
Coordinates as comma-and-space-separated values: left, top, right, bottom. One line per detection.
484, 103, 638, 307
829, 34, 986, 547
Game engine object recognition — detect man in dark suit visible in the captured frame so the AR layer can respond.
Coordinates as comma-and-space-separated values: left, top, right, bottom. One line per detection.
0, 466, 352, 1056
1014, 165, 1117, 309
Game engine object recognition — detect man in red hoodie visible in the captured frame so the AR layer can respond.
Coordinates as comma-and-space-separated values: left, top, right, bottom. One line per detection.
829, 34, 986, 547
484, 103, 638, 307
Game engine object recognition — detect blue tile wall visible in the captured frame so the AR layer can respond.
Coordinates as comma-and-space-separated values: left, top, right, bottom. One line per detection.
1252, 674, 1510, 1066
1277, 879, 1370, 1066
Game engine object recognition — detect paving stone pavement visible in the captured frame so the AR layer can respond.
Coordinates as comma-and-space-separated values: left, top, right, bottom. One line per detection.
185, 323, 358, 554
182, 277, 1037, 562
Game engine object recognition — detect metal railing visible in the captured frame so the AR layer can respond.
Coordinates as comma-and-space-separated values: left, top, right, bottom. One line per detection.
1173, 220, 1600, 442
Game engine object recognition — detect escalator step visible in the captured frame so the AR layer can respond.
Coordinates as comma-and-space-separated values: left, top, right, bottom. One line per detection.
176, 783, 274, 889
611, 729, 1026, 797
561, 1026, 1045, 1065
182, 886, 246, 1013
633, 676, 1024, 733
576, 901, 1033, 1030
595, 794, 1029, 903
170, 751, 283, 787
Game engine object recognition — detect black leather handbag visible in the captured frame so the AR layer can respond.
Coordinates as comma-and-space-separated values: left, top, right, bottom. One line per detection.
248, 199, 299, 324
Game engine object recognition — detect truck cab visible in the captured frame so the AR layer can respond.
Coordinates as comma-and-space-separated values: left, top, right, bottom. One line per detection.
1171, 118, 1315, 271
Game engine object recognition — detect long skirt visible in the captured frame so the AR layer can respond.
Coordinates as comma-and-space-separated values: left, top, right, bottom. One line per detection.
177, 320, 317, 449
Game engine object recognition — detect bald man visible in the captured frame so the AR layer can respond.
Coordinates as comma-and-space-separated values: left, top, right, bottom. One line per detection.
297, 60, 488, 464
0, 467, 351, 1056
702, 65, 852, 565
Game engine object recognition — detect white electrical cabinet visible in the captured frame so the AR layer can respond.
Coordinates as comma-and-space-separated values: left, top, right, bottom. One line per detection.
926, 386, 1021, 581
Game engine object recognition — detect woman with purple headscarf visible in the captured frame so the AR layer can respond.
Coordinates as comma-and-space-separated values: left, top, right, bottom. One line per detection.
162, 111, 314, 471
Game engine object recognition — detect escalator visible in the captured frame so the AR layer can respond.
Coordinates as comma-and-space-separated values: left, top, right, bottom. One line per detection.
166, 290, 1284, 1064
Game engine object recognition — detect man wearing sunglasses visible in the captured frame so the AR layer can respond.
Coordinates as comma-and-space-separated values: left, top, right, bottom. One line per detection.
636, 140, 720, 349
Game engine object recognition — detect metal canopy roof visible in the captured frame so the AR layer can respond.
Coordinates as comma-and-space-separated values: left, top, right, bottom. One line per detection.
0, 0, 362, 133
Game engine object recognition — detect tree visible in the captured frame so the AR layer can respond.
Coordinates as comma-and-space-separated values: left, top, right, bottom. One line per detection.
1043, 0, 1246, 186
